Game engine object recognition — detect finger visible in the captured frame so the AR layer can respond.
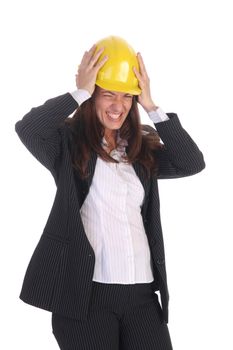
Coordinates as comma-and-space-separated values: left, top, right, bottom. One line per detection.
95, 54, 108, 70
86, 44, 98, 60
89, 47, 105, 67
133, 66, 145, 90
87, 43, 97, 52
133, 66, 142, 81
137, 53, 149, 77
80, 51, 88, 65
80, 44, 97, 65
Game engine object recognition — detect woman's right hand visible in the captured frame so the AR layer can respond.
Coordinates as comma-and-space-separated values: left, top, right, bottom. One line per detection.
75, 44, 108, 95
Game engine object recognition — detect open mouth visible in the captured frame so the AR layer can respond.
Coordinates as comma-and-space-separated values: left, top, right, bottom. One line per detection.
106, 112, 122, 121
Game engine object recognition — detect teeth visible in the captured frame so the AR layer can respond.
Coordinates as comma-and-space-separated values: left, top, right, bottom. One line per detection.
107, 113, 121, 120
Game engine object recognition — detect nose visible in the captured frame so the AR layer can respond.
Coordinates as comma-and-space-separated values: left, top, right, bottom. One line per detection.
110, 96, 124, 112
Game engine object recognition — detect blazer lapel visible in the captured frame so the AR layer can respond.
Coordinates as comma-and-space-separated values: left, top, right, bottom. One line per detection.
85, 150, 98, 189
132, 161, 151, 202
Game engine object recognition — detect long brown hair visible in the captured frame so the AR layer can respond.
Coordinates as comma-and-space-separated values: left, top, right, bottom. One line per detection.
64, 87, 164, 179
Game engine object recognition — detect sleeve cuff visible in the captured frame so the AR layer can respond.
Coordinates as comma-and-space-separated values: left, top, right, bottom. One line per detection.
148, 107, 170, 123
70, 89, 91, 106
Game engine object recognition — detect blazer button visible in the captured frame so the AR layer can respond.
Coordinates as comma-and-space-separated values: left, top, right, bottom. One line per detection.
156, 258, 165, 265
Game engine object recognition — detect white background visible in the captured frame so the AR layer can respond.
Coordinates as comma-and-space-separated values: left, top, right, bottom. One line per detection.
1, 0, 233, 349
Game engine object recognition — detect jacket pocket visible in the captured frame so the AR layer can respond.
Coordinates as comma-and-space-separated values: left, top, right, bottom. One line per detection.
19, 233, 69, 310
43, 230, 71, 244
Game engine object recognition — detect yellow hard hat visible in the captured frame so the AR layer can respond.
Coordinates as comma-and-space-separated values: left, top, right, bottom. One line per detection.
94, 36, 141, 95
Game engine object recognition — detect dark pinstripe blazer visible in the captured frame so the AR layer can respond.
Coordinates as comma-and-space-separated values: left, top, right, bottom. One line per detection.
15, 92, 205, 324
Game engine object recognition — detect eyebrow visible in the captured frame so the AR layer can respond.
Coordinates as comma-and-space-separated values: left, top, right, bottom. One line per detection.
102, 90, 133, 96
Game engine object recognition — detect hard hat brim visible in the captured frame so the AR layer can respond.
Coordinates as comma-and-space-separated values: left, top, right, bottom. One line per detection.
95, 81, 141, 96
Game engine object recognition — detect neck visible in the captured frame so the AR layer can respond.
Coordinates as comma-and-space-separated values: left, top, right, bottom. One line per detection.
105, 130, 117, 143
104, 129, 117, 139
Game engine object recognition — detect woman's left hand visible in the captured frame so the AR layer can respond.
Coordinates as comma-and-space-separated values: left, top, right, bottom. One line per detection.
133, 53, 159, 113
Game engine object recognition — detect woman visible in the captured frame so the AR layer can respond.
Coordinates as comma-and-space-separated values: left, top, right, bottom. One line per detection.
15, 36, 205, 350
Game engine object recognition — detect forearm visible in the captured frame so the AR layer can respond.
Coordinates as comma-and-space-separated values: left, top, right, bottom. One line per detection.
155, 113, 206, 177
15, 92, 79, 140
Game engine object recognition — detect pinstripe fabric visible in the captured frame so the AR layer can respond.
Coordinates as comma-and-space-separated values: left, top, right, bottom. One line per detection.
52, 281, 173, 350
15, 92, 205, 325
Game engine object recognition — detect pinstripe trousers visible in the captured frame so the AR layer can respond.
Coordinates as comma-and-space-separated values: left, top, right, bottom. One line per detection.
51, 281, 173, 350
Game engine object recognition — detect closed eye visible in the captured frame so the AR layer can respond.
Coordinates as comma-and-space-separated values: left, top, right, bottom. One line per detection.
103, 93, 113, 97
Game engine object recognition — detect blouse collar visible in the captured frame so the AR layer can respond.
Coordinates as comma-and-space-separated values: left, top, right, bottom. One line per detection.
100, 129, 150, 162
101, 130, 128, 162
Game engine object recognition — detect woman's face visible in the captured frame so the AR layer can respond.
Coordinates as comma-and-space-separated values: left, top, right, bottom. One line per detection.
94, 86, 133, 135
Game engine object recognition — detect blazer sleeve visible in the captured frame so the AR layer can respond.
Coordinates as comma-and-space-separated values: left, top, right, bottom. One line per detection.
15, 93, 79, 178
151, 113, 206, 179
